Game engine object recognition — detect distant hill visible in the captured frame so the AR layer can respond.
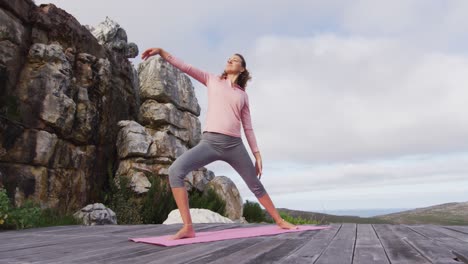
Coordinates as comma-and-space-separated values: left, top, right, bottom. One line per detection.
261, 201, 468, 225
373, 201, 468, 225
262, 208, 393, 225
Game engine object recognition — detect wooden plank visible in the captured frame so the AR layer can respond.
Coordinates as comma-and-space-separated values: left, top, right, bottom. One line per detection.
1, 237, 149, 264
105, 237, 268, 264
404, 224, 468, 262
425, 225, 468, 243
443, 226, 468, 234
0, 225, 85, 235
373, 224, 431, 264
0, 225, 143, 250
34, 244, 161, 264
0, 225, 160, 246
0, 225, 180, 262
389, 224, 460, 264
443, 242, 468, 262
26, 225, 190, 264
0, 225, 142, 248
155, 238, 282, 264
313, 223, 356, 264
0, 225, 87, 241
402, 225, 463, 242
1, 232, 137, 259
279, 223, 341, 264
407, 225, 468, 243
29, 224, 252, 264
352, 224, 390, 264
26, 239, 163, 264
0, 232, 53, 246
452, 250, 468, 264
185, 239, 268, 264
0, 232, 109, 254
240, 230, 322, 263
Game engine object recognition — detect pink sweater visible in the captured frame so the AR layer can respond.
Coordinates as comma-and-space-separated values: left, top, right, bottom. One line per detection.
164, 53, 260, 154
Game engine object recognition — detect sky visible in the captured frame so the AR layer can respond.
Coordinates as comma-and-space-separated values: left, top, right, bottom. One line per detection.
35, 0, 468, 216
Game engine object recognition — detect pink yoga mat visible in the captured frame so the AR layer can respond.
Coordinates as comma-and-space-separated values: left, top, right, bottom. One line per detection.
128, 224, 332, 247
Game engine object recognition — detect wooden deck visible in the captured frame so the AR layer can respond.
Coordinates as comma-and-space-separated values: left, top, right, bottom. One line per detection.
1, 223, 468, 264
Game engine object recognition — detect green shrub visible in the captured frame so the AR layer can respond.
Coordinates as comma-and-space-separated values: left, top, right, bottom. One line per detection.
0, 187, 80, 230
6, 199, 41, 229
188, 186, 226, 217
140, 175, 177, 224
242, 199, 268, 222
278, 211, 320, 225
103, 172, 143, 225
242, 199, 321, 225
0, 188, 42, 229
33, 207, 81, 227
0, 187, 11, 226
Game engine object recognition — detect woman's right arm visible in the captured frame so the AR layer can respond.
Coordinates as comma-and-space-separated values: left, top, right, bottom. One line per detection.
149, 48, 210, 86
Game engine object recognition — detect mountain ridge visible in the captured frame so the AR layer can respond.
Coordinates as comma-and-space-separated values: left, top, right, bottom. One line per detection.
261, 201, 468, 225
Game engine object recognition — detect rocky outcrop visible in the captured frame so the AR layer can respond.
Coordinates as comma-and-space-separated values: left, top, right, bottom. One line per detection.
86, 16, 138, 59
114, 56, 206, 194
73, 203, 117, 225
0, 0, 246, 223
206, 176, 244, 220
0, 1, 139, 212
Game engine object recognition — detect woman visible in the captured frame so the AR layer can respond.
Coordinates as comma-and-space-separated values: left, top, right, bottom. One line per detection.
141, 48, 298, 240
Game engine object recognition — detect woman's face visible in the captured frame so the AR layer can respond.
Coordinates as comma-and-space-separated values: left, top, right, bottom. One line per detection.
225, 54, 244, 74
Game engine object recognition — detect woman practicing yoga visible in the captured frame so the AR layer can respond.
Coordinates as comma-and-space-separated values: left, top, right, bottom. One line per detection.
141, 48, 298, 240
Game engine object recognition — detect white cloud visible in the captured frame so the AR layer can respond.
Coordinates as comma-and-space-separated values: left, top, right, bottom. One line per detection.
340, 0, 468, 52
261, 153, 468, 194
260, 180, 468, 211
232, 153, 468, 210
246, 34, 468, 163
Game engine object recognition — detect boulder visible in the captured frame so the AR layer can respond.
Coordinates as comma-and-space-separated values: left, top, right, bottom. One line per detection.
73, 203, 117, 225
163, 208, 234, 224
206, 176, 243, 220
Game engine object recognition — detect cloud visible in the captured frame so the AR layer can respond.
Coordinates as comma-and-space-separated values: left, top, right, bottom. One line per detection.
232, 153, 468, 210
258, 153, 468, 194
245, 33, 468, 163
339, 0, 468, 52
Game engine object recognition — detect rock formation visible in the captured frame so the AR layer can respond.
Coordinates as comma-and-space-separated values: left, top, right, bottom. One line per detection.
206, 176, 243, 220
73, 202, 117, 225
0, 0, 246, 223
0, 1, 139, 212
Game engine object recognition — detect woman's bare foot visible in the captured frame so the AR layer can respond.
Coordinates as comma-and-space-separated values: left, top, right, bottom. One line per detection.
276, 218, 299, 230
169, 224, 196, 240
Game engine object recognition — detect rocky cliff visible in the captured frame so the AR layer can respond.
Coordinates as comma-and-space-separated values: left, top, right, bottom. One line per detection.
0, 0, 244, 221
0, 0, 141, 213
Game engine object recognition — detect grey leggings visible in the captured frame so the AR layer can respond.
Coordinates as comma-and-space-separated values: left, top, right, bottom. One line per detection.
168, 131, 267, 198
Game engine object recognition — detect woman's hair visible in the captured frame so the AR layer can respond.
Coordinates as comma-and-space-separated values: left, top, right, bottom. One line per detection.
219, 53, 252, 91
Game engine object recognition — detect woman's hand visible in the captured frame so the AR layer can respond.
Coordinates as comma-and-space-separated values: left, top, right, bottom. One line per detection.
141, 48, 161, 61
254, 152, 263, 179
